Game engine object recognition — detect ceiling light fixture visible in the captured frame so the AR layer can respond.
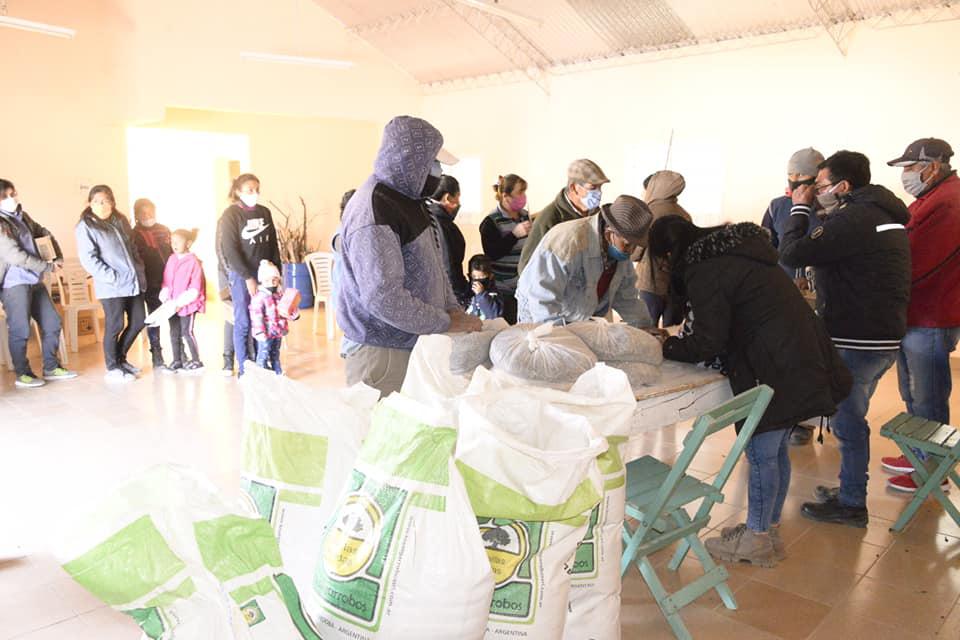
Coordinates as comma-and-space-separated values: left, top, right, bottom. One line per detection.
449, 0, 543, 28
239, 51, 354, 69
0, 5, 75, 39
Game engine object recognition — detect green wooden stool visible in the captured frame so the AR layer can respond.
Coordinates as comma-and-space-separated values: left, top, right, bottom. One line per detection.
620, 385, 774, 640
879, 412, 960, 533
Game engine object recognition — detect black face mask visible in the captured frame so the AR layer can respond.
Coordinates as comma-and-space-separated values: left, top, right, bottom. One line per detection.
421, 174, 441, 199
788, 178, 815, 191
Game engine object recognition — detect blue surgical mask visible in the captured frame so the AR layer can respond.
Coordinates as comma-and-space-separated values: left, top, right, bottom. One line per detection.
607, 243, 631, 262
582, 188, 602, 210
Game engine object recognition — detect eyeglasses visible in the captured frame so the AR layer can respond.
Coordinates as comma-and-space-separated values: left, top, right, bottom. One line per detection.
814, 181, 838, 193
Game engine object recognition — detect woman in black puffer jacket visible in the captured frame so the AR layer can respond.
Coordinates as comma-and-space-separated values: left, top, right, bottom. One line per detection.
648, 215, 851, 568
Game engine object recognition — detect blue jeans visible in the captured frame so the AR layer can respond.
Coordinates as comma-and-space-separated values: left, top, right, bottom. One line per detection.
228, 271, 252, 375
0, 283, 63, 376
897, 327, 960, 425
255, 338, 282, 374
746, 428, 791, 532
834, 348, 898, 508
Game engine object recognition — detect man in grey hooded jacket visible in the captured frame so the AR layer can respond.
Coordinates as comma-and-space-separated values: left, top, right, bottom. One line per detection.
335, 116, 480, 395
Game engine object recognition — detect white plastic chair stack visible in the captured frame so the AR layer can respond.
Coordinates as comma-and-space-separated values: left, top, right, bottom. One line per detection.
56, 264, 103, 352
305, 251, 337, 340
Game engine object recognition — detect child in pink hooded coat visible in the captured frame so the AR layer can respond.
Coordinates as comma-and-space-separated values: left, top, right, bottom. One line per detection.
159, 228, 206, 371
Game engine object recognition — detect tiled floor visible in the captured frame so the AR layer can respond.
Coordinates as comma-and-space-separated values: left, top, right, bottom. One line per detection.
1, 303, 958, 639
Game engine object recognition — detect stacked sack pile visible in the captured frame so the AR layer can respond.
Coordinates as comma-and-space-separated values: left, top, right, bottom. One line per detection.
55, 327, 646, 640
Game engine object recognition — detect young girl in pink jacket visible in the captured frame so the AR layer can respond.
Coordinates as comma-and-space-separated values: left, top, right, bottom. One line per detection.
160, 229, 206, 372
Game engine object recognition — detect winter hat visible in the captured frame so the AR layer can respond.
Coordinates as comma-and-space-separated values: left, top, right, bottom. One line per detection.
787, 148, 825, 177
257, 260, 281, 285
600, 195, 653, 243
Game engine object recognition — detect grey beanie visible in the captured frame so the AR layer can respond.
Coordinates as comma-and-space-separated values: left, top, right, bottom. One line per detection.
787, 148, 825, 177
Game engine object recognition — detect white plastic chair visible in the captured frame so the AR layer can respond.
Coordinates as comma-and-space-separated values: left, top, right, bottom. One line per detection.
305, 251, 337, 340
56, 264, 103, 352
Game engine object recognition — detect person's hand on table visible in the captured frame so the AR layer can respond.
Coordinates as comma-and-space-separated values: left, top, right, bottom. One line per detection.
448, 310, 481, 333
644, 327, 670, 344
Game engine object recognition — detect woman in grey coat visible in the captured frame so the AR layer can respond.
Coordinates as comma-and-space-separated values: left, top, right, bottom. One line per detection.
75, 185, 147, 382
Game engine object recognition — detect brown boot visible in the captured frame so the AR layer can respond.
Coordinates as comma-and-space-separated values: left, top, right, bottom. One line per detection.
705, 523, 777, 568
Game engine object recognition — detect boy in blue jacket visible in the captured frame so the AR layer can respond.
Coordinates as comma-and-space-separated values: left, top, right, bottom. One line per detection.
466, 254, 503, 320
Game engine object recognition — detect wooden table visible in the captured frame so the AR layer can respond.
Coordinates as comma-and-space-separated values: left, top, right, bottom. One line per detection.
622, 361, 732, 462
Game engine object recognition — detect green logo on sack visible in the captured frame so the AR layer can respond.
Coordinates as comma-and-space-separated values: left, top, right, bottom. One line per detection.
241, 600, 266, 627
570, 503, 601, 578
315, 469, 409, 630
479, 518, 543, 621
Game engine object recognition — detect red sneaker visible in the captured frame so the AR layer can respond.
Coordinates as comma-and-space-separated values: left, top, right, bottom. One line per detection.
887, 474, 950, 493
881, 455, 914, 474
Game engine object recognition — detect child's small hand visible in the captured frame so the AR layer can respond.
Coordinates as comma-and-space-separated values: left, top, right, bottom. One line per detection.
471, 281, 485, 295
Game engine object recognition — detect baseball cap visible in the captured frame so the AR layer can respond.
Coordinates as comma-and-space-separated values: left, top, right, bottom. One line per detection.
887, 138, 954, 166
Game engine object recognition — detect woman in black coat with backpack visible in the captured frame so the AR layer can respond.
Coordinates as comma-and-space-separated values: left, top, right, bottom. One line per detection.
648, 216, 851, 568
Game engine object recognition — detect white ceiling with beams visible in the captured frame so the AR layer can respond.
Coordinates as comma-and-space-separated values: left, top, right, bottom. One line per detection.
314, 0, 960, 90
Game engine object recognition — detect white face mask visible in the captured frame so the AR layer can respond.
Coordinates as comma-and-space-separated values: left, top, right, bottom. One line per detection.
0, 196, 16, 213
901, 163, 931, 197
239, 193, 259, 208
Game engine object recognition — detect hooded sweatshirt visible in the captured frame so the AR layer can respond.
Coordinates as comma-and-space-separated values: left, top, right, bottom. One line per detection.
635, 171, 692, 296
335, 116, 458, 350
781, 184, 911, 349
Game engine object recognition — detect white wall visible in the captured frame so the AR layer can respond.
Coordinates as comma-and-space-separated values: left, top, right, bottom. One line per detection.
423, 19, 960, 258
0, 0, 422, 255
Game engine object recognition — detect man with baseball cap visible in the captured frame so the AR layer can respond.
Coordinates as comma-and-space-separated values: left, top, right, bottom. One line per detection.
763, 147, 826, 445
518, 158, 609, 273
517, 194, 654, 328
881, 138, 960, 492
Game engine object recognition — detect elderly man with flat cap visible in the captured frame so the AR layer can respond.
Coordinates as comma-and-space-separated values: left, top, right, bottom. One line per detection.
880, 138, 960, 491
517, 194, 654, 328
518, 158, 609, 273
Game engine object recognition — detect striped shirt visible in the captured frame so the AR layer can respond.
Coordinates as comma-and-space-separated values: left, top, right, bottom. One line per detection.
479, 205, 530, 294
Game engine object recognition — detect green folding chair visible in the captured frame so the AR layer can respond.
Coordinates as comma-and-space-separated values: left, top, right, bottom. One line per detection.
879, 412, 960, 533
620, 384, 774, 640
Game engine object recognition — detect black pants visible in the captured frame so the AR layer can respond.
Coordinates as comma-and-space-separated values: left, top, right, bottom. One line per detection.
143, 288, 179, 359
100, 294, 145, 371
501, 291, 518, 325
172, 313, 200, 364
0, 283, 63, 376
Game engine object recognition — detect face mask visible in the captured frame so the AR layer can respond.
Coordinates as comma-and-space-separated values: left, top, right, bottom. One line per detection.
901, 164, 931, 197
607, 243, 631, 262
239, 193, 258, 208
788, 178, 814, 192
0, 197, 16, 213
581, 188, 602, 211
448, 204, 461, 218
815, 183, 841, 211
90, 203, 111, 218
508, 194, 527, 212
421, 160, 443, 199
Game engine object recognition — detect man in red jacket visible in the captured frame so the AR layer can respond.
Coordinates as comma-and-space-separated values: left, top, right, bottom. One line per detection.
884, 138, 960, 492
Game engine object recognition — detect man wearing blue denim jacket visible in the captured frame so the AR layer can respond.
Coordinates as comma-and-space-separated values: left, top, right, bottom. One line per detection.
517, 195, 654, 329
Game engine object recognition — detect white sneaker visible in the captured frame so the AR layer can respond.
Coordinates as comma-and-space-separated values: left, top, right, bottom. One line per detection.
104, 368, 135, 383
119, 362, 141, 376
